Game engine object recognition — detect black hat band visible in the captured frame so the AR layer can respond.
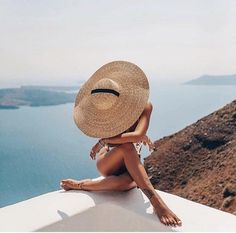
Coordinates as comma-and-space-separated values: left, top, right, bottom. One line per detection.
91, 88, 120, 97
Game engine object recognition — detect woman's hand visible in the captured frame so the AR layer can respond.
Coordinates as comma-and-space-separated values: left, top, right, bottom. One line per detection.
141, 135, 156, 151
90, 142, 102, 160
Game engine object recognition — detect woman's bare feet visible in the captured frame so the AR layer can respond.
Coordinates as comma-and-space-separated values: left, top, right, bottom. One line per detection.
60, 179, 91, 191
154, 204, 182, 227
60, 179, 182, 227
150, 195, 182, 227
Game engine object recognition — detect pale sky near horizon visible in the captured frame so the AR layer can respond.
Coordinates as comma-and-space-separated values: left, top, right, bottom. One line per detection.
0, 0, 235, 87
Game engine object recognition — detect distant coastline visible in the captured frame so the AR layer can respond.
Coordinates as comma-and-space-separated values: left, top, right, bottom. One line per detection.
0, 86, 79, 109
0, 105, 19, 109
2, 75, 236, 109
184, 74, 236, 85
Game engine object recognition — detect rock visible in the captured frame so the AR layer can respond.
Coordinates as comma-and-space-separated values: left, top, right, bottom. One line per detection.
223, 184, 236, 198
222, 196, 234, 208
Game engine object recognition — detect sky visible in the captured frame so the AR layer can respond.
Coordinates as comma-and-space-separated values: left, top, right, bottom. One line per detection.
0, 0, 235, 87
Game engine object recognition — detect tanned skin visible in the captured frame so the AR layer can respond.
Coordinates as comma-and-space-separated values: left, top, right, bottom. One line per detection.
61, 102, 182, 227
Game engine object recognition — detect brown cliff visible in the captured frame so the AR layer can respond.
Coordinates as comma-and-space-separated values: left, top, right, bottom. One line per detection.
144, 100, 236, 215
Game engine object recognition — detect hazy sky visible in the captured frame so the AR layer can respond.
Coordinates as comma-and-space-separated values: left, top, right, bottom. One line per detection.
0, 0, 235, 87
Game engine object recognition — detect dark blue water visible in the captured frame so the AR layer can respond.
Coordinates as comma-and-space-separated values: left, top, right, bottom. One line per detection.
1, 82, 236, 208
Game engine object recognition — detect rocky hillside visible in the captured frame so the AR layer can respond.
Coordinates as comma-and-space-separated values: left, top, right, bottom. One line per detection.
144, 100, 236, 215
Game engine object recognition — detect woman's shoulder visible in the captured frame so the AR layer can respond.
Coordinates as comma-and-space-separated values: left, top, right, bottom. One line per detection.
141, 101, 153, 115
122, 102, 152, 134
128, 102, 152, 121
145, 101, 153, 111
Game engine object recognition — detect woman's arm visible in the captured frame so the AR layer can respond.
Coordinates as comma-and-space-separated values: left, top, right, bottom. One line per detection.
103, 131, 142, 144
102, 102, 153, 144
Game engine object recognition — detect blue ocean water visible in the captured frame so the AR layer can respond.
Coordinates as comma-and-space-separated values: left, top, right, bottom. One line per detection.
1, 82, 236, 208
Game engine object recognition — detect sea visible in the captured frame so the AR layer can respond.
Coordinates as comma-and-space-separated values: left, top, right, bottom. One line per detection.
1, 81, 236, 208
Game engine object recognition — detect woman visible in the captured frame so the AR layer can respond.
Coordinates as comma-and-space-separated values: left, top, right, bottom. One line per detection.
60, 61, 182, 227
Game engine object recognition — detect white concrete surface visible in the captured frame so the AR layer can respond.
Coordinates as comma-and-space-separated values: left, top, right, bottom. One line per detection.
0, 177, 236, 232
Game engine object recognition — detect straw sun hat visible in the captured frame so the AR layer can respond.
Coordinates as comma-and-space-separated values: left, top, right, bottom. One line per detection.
73, 61, 150, 138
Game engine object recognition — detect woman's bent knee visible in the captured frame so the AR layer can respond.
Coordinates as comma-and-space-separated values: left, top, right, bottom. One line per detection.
96, 161, 109, 177
96, 147, 125, 177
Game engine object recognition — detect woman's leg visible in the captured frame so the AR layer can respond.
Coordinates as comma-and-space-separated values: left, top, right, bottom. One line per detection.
61, 172, 137, 191
60, 147, 137, 192
97, 143, 181, 227
61, 143, 182, 226
119, 143, 182, 226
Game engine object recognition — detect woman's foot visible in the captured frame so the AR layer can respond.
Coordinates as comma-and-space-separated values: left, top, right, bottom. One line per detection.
154, 205, 182, 227
60, 178, 91, 191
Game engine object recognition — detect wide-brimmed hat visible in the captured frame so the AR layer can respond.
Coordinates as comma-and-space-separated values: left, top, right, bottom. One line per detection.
73, 61, 149, 138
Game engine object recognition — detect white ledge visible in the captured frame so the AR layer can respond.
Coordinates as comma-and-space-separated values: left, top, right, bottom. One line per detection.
0, 177, 236, 232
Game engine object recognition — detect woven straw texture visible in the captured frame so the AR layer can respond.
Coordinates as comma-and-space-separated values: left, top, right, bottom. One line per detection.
73, 61, 149, 138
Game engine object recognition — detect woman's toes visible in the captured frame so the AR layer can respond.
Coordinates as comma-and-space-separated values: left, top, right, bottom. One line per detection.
60, 184, 66, 189
160, 216, 166, 225
164, 216, 170, 226
60, 184, 68, 191
60, 180, 73, 191
173, 215, 182, 226
60, 181, 67, 187
176, 219, 182, 226
162, 216, 168, 226
166, 217, 173, 226
60, 182, 66, 187
61, 179, 69, 184
61, 181, 68, 187
61, 179, 74, 186
169, 217, 175, 227
170, 217, 177, 227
